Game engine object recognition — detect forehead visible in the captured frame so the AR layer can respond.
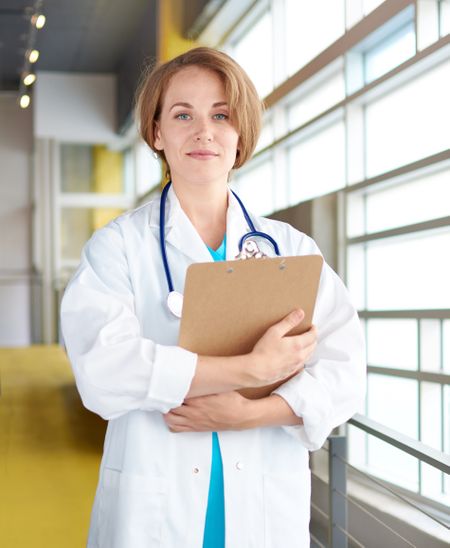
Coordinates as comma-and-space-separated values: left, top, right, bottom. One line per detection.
162, 66, 227, 105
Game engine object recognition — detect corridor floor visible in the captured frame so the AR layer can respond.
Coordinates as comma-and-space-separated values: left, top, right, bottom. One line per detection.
0, 346, 105, 547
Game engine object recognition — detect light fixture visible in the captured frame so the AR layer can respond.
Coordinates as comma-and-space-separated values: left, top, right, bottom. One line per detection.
23, 73, 36, 86
28, 49, 39, 63
20, 95, 31, 109
32, 14, 46, 29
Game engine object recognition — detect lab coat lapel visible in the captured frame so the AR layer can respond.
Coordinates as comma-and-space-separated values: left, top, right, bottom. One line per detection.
150, 185, 212, 264
149, 184, 252, 263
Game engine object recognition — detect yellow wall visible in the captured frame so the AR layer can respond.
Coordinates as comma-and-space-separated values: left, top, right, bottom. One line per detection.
158, 0, 196, 61
91, 145, 124, 230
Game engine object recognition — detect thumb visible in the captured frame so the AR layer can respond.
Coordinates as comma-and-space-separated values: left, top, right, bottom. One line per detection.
274, 309, 304, 337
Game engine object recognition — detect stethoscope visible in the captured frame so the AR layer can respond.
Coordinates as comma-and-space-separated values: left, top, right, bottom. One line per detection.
160, 181, 281, 318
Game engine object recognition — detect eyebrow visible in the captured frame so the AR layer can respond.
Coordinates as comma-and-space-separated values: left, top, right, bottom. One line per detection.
169, 101, 228, 111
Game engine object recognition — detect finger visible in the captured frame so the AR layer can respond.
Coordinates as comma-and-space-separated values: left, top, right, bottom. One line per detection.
288, 325, 318, 348
271, 309, 305, 337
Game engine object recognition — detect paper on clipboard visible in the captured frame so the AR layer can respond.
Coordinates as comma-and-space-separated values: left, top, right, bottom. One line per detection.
178, 254, 323, 399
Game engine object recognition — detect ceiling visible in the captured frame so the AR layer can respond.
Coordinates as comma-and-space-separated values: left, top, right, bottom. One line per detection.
0, 0, 156, 88
0, 0, 213, 129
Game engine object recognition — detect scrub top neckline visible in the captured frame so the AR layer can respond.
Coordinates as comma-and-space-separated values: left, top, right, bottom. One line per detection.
206, 235, 227, 257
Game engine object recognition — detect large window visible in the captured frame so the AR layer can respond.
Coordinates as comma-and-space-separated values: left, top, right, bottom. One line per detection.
285, 0, 345, 76
212, 0, 450, 508
365, 59, 450, 177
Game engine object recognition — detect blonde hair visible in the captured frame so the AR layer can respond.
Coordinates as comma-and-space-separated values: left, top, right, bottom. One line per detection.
135, 47, 263, 170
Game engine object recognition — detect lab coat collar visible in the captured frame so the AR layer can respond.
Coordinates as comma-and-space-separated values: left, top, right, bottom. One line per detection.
148, 184, 253, 263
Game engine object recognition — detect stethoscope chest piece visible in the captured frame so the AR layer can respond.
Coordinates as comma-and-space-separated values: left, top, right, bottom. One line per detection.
167, 291, 183, 318
235, 239, 267, 260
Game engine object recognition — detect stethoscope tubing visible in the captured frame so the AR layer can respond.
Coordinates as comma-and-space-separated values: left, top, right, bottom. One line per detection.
159, 181, 281, 297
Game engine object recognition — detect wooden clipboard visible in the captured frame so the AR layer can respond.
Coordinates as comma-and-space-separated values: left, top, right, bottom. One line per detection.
178, 254, 323, 399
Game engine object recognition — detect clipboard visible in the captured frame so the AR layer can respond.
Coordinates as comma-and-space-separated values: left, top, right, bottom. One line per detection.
178, 254, 323, 399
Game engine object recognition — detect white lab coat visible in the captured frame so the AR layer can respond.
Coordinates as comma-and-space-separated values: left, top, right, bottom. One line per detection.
60, 185, 366, 548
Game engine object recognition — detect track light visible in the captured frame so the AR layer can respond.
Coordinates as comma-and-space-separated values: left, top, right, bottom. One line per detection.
23, 73, 36, 86
32, 14, 46, 29
20, 95, 31, 109
28, 49, 39, 63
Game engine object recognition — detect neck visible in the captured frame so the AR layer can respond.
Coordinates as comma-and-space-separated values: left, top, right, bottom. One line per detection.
171, 177, 228, 249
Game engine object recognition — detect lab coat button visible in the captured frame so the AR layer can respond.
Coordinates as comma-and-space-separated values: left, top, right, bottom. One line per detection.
193, 467, 199, 474
236, 461, 244, 471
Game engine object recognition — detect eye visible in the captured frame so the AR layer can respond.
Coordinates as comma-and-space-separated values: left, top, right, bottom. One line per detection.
175, 113, 191, 120
213, 113, 228, 120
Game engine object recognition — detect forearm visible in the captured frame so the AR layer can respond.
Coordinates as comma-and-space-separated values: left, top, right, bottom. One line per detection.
185, 354, 253, 398
243, 393, 303, 429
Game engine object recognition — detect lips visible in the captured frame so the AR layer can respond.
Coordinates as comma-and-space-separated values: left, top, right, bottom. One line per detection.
186, 149, 219, 159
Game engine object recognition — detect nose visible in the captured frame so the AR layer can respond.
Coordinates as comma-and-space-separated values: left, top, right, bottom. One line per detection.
193, 118, 213, 142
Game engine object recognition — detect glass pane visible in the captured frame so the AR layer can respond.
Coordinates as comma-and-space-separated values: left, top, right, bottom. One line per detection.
348, 424, 367, 469
367, 319, 418, 370
136, 141, 161, 197
444, 385, 450, 501
366, 230, 450, 310
364, 23, 416, 83
368, 374, 418, 437
287, 71, 345, 130
367, 374, 419, 489
61, 207, 124, 262
233, 160, 274, 217
233, 11, 273, 98
285, 0, 345, 76
255, 119, 274, 153
444, 320, 450, 373
367, 438, 419, 490
441, 0, 450, 36
61, 144, 125, 194
346, 243, 366, 310
365, 168, 450, 234
420, 381, 445, 505
363, 0, 385, 15
365, 59, 450, 177
346, 192, 365, 238
61, 144, 92, 192
288, 120, 345, 204
421, 382, 442, 451
420, 319, 441, 372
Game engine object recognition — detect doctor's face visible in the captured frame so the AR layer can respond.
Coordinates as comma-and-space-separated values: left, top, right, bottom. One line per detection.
154, 66, 240, 187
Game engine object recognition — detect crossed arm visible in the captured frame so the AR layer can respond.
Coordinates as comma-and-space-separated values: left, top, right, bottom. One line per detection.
163, 309, 314, 433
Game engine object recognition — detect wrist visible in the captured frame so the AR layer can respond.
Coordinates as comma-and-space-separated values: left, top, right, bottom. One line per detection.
241, 394, 304, 429
232, 352, 259, 389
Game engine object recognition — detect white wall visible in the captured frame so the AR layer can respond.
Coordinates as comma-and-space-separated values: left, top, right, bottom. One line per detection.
0, 94, 33, 346
34, 72, 117, 143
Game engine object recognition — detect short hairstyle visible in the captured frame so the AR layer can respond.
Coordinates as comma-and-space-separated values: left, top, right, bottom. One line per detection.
135, 47, 263, 170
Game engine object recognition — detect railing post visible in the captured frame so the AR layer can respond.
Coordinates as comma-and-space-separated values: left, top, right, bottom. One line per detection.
328, 435, 348, 548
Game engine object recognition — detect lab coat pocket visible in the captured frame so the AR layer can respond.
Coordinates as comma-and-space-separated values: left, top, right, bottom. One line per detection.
97, 468, 167, 548
263, 471, 311, 548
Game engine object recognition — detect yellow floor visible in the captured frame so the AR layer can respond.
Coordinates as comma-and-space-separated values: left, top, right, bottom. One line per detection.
0, 346, 106, 548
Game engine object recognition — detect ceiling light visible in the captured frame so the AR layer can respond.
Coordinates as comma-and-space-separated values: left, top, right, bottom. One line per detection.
33, 14, 46, 29
23, 73, 36, 86
20, 95, 31, 109
28, 49, 39, 63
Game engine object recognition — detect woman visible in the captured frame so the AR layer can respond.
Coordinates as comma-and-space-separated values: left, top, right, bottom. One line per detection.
61, 47, 366, 548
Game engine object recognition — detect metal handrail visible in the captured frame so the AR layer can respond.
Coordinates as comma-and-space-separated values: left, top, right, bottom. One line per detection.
348, 413, 450, 474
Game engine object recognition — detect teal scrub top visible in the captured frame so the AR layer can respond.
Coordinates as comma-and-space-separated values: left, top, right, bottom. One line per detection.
202, 235, 226, 548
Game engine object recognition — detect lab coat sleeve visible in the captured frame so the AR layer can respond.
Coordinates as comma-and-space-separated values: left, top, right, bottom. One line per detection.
271, 236, 366, 451
60, 222, 198, 420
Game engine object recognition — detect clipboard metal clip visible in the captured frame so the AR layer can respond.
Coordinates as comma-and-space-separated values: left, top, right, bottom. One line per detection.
235, 239, 267, 260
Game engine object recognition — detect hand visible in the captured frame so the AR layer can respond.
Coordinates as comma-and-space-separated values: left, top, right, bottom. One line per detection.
163, 391, 252, 433
247, 309, 317, 387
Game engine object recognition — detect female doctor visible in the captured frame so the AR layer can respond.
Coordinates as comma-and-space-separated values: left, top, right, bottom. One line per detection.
61, 47, 366, 548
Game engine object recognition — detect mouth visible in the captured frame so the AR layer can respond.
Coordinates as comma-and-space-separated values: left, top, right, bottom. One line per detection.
186, 150, 219, 159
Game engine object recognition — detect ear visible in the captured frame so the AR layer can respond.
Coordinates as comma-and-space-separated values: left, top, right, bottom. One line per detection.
154, 121, 163, 151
